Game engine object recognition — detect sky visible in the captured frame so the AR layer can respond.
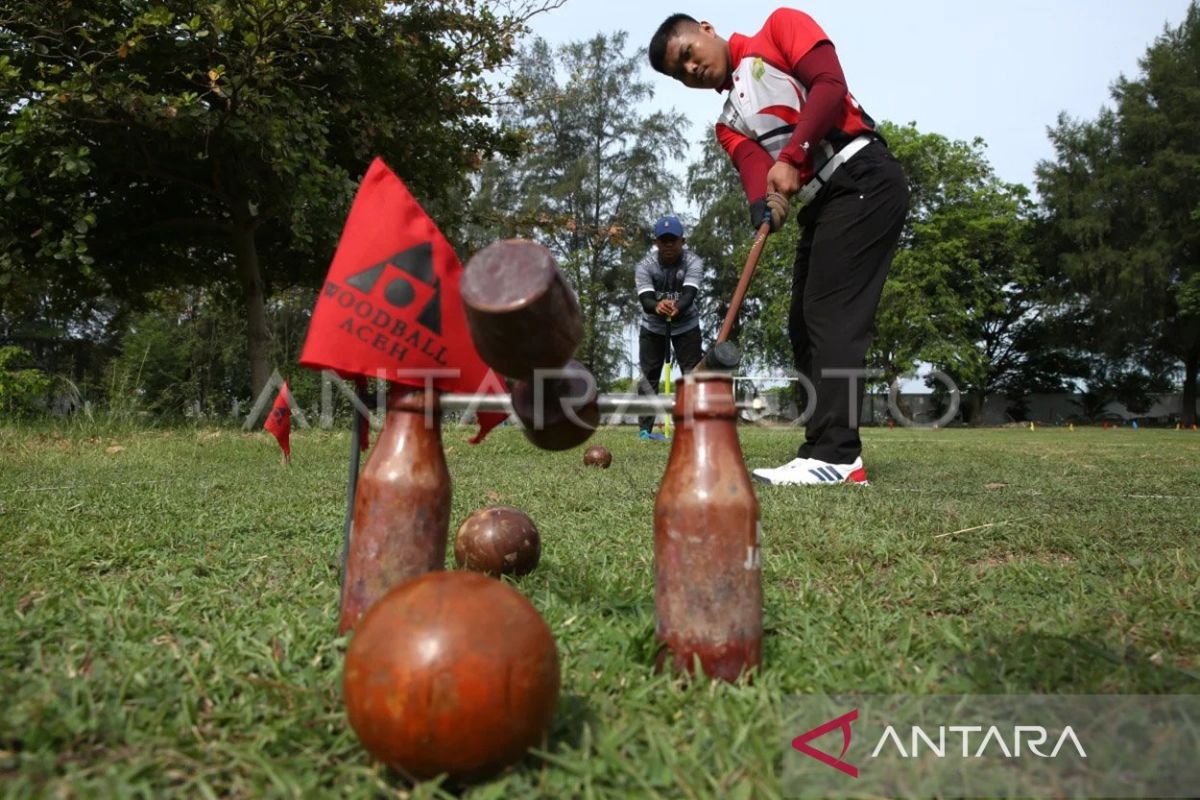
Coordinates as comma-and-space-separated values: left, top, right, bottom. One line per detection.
524, 0, 1193, 193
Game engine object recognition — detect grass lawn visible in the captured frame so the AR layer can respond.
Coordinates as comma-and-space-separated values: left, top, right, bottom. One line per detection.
1, 422, 1197, 798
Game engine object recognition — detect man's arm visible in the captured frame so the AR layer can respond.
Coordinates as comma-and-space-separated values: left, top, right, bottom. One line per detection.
764, 6, 843, 180
672, 286, 696, 316
717, 9, 847, 216
716, 122, 777, 228
672, 251, 704, 315
640, 290, 660, 315
635, 255, 657, 314
637, 258, 674, 316
769, 43, 848, 194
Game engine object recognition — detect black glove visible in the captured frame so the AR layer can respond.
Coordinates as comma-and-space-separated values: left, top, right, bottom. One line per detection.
749, 192, 790, 231
749, 197, 768, 229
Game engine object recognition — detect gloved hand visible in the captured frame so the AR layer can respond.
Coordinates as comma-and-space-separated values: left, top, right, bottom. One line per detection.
764, 191, 790, 232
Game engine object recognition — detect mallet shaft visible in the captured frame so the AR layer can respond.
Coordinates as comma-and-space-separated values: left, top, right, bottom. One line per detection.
434, 392, 764, 415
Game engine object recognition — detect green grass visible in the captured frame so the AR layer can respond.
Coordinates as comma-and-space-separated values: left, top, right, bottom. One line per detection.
1, 422, 1198, 798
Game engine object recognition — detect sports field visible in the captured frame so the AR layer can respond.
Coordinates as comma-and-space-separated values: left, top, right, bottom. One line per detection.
2, 424, 1197, 798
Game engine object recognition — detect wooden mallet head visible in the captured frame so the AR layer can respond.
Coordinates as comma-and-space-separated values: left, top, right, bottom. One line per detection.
461, 240, 583, 382
510, 359, 600, 451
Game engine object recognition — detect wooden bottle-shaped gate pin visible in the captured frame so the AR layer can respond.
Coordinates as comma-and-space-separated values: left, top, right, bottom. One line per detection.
653, 372, 762, 681
338, 385, 450, 634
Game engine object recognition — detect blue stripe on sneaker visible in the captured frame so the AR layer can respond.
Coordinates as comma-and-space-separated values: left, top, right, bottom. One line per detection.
819, 466, 841, 482
808, 468, 828, 482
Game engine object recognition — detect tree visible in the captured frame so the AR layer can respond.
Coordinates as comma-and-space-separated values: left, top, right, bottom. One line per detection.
882, 124, 1049, 423
466, 32, 687, 386
0, 0, 556, 397
685, 135, 794, 368
1037, 2, 1200, 425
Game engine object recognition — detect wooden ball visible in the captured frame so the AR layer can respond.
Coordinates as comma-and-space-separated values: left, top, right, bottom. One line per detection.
454, 506, 541, 577
343, 571, 560, 783
583, 445, 612, 468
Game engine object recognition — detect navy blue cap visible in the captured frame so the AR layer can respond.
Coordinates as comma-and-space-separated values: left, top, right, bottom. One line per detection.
653, 215, 685, 239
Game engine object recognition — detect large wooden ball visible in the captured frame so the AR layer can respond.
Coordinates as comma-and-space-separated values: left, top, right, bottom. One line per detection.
454, 506, 541, 577
343, 571, 560, 783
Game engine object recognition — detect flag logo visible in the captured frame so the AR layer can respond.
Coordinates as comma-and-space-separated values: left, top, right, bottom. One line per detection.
344, 243, 442, 335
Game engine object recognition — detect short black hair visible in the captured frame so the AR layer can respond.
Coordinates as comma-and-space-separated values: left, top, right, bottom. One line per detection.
648, 14, 698, 75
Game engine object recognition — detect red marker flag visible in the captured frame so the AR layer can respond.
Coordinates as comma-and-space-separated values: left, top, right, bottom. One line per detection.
264, 381, 292, 463
299, 158, 504, 442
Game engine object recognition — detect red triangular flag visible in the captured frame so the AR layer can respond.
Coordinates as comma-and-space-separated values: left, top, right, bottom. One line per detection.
264, 381, 292, 463
299, 158, 505, 442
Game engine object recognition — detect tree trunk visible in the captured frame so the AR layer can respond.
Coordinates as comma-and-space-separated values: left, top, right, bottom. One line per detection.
963, 390, 985, 426
232, 223, 271, 401
1183, 344, 1198, 428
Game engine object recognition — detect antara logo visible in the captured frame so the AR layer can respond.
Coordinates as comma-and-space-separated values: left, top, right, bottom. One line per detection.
870, 724, 1087, 759
793, 709, 1088, 779
792, 709, 859, 777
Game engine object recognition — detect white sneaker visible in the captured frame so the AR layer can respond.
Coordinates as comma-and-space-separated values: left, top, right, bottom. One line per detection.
751, 456, 868, 486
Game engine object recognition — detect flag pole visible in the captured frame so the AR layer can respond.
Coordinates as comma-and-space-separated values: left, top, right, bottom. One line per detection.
338, 378, 368, 628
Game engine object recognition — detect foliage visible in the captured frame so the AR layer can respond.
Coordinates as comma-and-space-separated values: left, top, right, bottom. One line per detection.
100, 286, 321, 419
0, 345, 51, 415
606, 375, 638, 394
685, 135, 796, 369
879, 123, 1046, 420
1082, 355, 1177, 416
109, 292, 242, 418
466, 32, 688, 385
0, 0, 551, 395
1037, 1, 1200, 423
0, 290, 120, 406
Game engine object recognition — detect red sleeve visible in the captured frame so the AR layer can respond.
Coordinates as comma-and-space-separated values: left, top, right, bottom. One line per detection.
765, 8, 829, 70
716, 122, 774, 204
777, 43, 847, 172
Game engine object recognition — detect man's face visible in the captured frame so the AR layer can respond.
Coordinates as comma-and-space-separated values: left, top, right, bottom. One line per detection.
655, 234, 683, 263
661, 22, 728, 90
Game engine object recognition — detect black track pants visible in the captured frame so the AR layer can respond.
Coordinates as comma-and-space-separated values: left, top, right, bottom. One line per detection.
637, 326, 703, 433
789, 140, 909, 464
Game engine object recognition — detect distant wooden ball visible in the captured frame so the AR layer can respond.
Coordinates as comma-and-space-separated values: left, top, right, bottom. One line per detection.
454, 506, 541, 577
583, 445, 612, 468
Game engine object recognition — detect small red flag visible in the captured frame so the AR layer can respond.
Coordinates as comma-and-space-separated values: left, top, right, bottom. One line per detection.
299, 158, 505, 442
264, 381, 292, 463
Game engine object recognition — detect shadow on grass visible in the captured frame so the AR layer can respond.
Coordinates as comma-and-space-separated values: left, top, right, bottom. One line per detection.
546, 691, 597, 753
953, 631, 1200, 693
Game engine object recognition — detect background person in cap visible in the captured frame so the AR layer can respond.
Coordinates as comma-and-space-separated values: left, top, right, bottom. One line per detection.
648, 9, 909, 484
633, 215, 705, 441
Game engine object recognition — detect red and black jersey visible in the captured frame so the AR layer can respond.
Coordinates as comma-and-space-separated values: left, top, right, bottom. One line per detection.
715, 8, 877, 204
